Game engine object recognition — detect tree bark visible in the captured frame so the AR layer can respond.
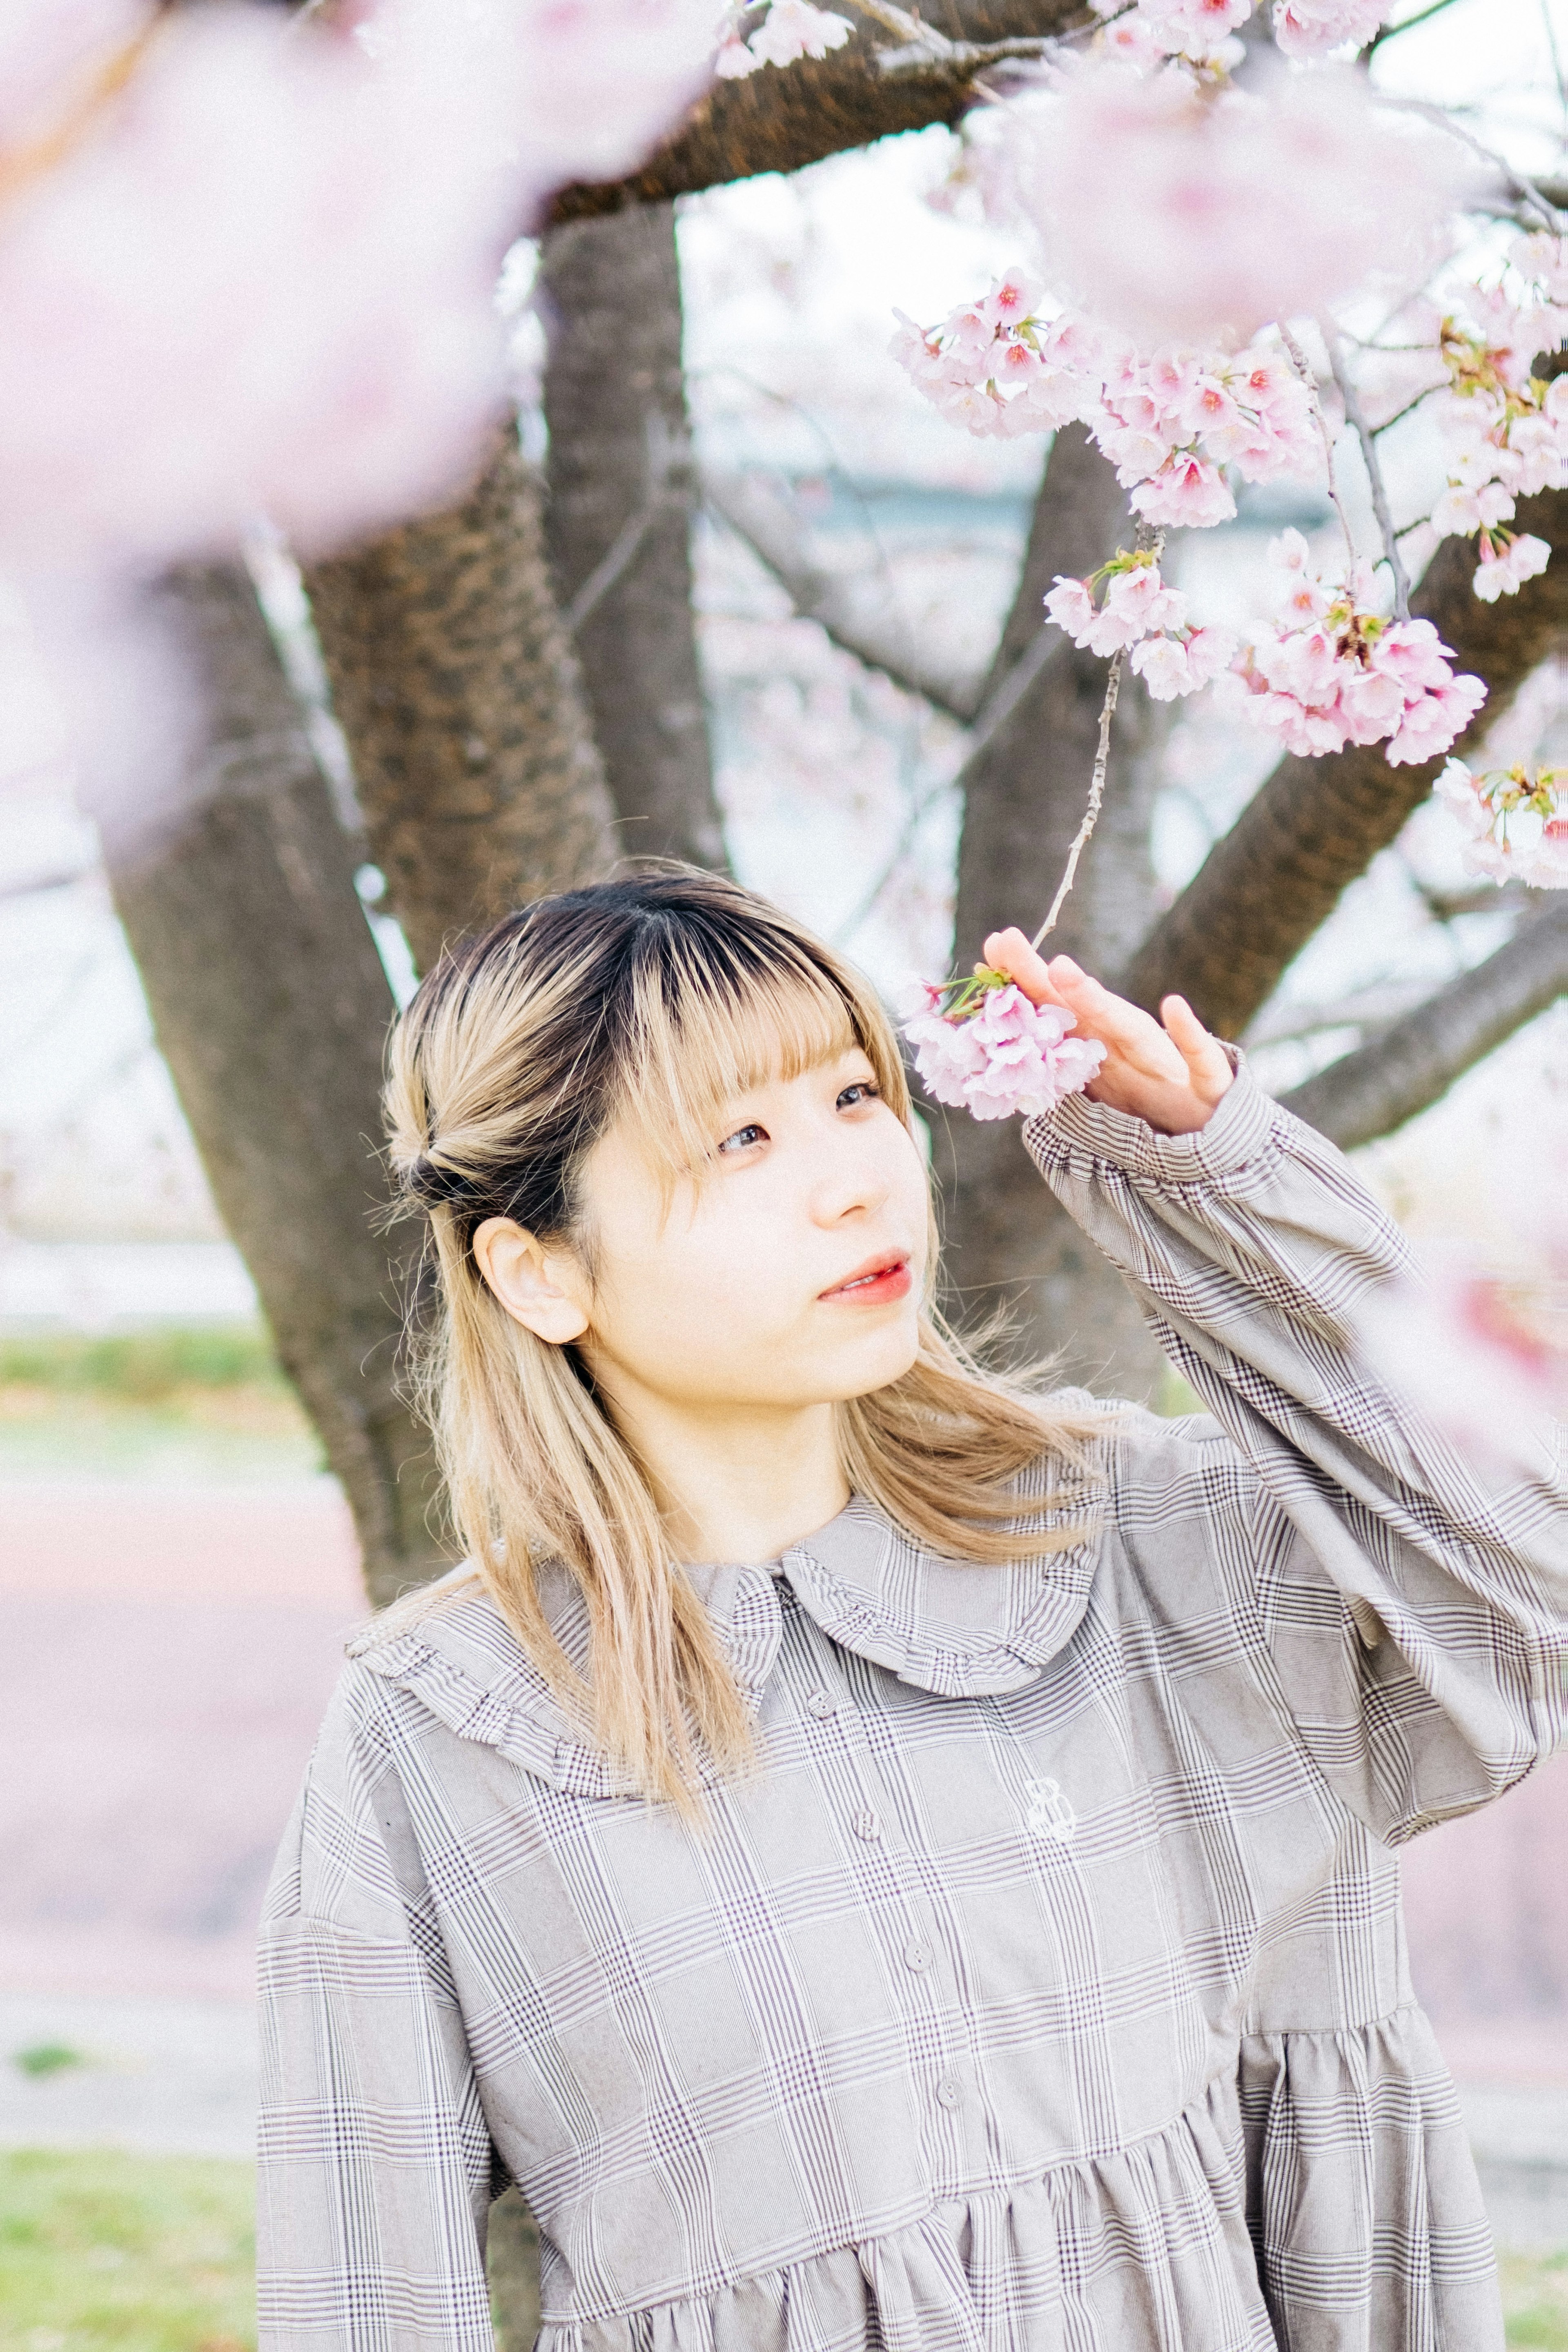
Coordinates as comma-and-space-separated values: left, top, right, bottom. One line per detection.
1121, 478, 1568, 1037
1280, 900, 1568, 1149
546, 1, 1084, 224
541, 202, 726, 871
84, 566, 448, 1606
305, 431, 617, 976
929, 425, 1172, 1394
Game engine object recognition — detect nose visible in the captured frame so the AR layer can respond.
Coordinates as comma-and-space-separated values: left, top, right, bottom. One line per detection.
807, 1123, 892, 1228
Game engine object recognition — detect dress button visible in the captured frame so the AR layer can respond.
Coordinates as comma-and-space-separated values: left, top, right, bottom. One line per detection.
903, 1940, 930, 1972
806, 1690, 835, 1718
852, 1808, 881, 1841
935, 2076, 962, 2110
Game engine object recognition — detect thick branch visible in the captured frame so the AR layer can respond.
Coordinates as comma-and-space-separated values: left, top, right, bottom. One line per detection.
546, 2, 1084, 221
83, 566, 447, 1607
1280, 902, 1568, 1150
305, 432, 617, 975
1121, 477, 1568, 1036
703, 466, 983, 720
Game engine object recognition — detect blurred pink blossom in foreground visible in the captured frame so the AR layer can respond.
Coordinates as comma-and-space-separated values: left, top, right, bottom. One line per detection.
1003, 62, 1460, 347
0, 0, 716, 570
1357, 1208, 1567, 1482
904, 977, 1107, 1121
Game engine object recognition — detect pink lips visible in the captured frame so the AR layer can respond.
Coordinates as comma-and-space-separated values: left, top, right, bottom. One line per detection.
819, 1254, 913, 1306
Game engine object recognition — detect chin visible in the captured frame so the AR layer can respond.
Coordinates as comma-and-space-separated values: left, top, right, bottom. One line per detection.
830, 1322, 922, 1403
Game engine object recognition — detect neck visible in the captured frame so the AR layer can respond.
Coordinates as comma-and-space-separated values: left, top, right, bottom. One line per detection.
593, 1378, 850, 1567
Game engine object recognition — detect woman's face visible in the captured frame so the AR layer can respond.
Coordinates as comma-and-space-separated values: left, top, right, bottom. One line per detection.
570, 1042, 930, 1417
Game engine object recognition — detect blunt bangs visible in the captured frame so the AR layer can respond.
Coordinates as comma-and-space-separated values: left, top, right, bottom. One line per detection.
610, 906, 911, 1193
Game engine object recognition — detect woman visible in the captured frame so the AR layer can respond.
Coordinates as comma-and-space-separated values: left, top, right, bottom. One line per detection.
256, 864, 1565, 2352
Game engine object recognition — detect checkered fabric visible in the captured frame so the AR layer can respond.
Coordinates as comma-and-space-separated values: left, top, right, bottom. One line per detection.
256, 1064, 1567, 2352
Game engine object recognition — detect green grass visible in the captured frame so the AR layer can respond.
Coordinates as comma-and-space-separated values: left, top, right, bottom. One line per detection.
0, 1329, 283, 1401
0, 2148, 1561, 2348
0, 2150, 255, 2352
0, 1325, 323, 1483
1503, 2250, 1568, 2350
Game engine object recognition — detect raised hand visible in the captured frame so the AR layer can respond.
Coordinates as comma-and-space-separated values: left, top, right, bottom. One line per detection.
982, 928, 1234, 1138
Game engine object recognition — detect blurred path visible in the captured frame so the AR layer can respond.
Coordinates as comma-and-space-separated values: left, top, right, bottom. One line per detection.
0, 1479, 364, 1999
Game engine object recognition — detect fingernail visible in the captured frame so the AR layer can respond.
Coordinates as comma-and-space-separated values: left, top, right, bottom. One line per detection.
1051, 955, 1083, 980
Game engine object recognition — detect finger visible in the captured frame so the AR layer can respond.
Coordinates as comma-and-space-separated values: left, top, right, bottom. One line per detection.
1160, 994, 1234, 1098
1051, 956, 1185, 1069
983, 927, 1068, 1008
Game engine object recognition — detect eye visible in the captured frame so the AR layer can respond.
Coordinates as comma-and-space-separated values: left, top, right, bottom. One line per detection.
837, 1080, 880, 1110
717, 1122, 768, 1157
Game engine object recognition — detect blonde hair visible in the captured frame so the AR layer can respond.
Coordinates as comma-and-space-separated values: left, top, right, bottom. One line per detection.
384, 864, 1105, 1808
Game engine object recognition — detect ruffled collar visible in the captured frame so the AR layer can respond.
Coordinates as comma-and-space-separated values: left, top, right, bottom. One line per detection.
350, 1484, 1101, 1797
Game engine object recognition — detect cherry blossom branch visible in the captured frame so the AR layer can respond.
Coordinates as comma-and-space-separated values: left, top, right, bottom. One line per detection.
1368, 381, 1447, 439
843, 0, 1077, 79
1279, 324, 1359, 576
1031, 649, 1123, 950
1329, 334, 1412, 621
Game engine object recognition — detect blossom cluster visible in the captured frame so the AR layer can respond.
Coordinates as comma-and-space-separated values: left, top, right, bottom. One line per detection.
1228, 531, 1486, 765
892, 267, 1318, 527
904, 974, 1106, 1121
1043, 550, 1235, 701
1087, 0, 1389, 69
1426, 241, 1568, 602
1434, 759, 1568, 887
715, 0, 852, 77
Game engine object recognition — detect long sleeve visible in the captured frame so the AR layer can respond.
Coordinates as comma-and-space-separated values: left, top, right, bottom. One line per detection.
1025, 1061, 1568, 1847
256, 1674, 496, 2352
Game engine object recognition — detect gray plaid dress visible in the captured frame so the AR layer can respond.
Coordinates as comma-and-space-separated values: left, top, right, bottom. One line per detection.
256, 1066, 1568, 2352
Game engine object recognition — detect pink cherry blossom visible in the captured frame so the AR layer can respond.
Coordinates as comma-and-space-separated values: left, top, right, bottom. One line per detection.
1383, 671, 1487, 765
1049, 555, 1234, 697
1130, 452, 1237, 528
716, 0, 853, 75
1231, 537, 1486, 769
1270, 0, 1388, 58
1472, 532, 1551, 602
905, 981, 1107, 1122
1434, 759, 1568, 886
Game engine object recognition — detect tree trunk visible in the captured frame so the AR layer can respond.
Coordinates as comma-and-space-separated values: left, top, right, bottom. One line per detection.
541, 201, 726, 871
933, 426, 1172, 1396
83, 566, 448, 1606
305, 430, 617, 976
1122, 475, 1568, 1036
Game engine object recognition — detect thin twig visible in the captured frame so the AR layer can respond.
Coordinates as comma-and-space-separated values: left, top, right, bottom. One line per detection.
1368, 0, 1465, 50
1031, 650, 1122, 949
1382, 95, 1567, 231
1279, 324, 1359, 573
1329, 334, 1411, 620
1368, 381, 1448, 438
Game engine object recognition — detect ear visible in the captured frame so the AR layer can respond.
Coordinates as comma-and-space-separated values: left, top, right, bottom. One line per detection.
472, 1218, 590, 1346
